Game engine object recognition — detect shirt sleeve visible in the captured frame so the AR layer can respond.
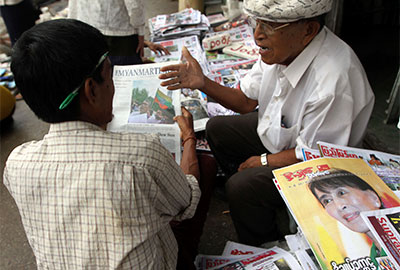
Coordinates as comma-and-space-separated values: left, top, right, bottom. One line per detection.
295, 89, 355, 160
151, 138, 201, 221
239, 57, 264, 100
124, 0, 145, 36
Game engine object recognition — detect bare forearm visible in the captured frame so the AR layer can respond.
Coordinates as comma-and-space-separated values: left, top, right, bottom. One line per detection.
267, 148, 300, 168
201, 76, 257, 114
180, 137, 200, 180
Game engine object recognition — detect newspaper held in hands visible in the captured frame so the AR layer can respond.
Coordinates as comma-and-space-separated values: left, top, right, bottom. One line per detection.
108, 62, 182, 163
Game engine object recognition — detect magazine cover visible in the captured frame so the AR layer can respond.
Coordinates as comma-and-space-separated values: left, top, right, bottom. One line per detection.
108, 62, 182, 163
301, 147, 321, 161
317, 141, 400, 197
273, 158, 400, 270
361, 207, 400, 269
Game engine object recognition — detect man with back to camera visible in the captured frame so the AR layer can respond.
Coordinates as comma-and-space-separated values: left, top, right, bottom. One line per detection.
3, 19, 202, 269
159, 0, 375, 246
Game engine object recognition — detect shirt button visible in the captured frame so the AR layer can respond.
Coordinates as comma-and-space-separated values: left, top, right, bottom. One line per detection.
265, 116, 270, 121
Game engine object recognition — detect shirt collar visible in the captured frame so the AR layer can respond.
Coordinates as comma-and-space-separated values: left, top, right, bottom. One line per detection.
281, 26, 327, 88
48, 121, 103, 134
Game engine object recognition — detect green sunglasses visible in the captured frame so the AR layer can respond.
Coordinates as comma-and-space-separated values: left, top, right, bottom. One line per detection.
59, 51, 109, 110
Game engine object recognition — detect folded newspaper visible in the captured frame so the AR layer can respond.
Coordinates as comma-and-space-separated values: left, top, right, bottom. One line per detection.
108, 62, 182, 163
195, 241, 302, 269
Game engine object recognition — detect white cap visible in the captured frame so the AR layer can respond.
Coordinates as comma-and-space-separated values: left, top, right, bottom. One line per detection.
243, 0, 332, 23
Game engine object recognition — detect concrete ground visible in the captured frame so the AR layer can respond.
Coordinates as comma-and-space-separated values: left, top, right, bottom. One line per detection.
0, 0, 399, 269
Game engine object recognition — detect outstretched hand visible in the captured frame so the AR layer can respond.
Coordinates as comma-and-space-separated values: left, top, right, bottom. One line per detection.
159, 47, 205, 91
238, 156, 262, 171
173, 106, 195, 140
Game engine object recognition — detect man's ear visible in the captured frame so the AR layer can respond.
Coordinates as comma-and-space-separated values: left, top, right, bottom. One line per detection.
82, 78, 97, 106
302, 21, 320, 46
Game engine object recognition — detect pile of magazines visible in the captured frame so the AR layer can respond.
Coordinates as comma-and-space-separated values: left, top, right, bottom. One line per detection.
148, 8, 210, 41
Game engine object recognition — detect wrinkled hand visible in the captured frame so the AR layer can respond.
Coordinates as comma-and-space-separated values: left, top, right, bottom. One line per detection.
159, 47, 205, 91
174, 106, 195, 140
238, 156, 262, 171
145, 41, 170, 56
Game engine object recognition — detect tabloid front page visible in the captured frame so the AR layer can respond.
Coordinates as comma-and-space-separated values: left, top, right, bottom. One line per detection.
361, 207, 400, 270
108, 62, 182, 163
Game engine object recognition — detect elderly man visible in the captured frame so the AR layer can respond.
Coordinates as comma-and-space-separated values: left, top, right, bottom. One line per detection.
159, 0, 375, 245
4, 19, 201, 269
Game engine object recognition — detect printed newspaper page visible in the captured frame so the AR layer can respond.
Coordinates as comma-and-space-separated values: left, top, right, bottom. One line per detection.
317, 141, 400, 198
361, 207, 400, 270
108, 62, 182, 163
273, 158, 400, 270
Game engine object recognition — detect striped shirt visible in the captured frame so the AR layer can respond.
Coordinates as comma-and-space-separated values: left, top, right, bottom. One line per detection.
3, 121, 200, 269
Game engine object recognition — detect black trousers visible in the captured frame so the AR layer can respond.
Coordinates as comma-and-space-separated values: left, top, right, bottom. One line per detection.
0, 0, 40, 46
206, 112, 290, 246
104, 35, 143, 66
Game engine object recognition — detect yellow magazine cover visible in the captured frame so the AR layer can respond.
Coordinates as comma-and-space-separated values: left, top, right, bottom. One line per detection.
272, 158, 400, 270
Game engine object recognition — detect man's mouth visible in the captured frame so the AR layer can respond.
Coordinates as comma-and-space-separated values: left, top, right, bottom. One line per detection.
259, 46, 271, 53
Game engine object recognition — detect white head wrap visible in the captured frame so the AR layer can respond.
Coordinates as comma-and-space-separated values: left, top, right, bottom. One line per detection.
243, 0, 332, 23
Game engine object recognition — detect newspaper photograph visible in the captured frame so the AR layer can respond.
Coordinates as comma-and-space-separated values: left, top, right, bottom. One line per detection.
361, 206, 400, 270
108, 62, 182, 163
181, 98, 209, 132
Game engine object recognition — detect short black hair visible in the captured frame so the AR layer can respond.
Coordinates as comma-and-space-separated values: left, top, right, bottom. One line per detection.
308, 168, 383, 208
11, 19, 108, 123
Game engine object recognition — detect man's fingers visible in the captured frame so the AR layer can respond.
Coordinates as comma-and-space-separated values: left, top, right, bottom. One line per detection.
165, 84, 181, 91
160, 77, 180, 87
182, 46, 193, 61
160, 64, 182, 73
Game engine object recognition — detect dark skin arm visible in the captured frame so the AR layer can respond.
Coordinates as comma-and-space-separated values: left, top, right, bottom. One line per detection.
159, 47, 258, 114
160, 48, 301, 172
174, 107, 200, 180
238, 148, 301, 171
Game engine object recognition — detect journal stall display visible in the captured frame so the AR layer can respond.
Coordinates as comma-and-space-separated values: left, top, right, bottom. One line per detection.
273, 158, 400, 270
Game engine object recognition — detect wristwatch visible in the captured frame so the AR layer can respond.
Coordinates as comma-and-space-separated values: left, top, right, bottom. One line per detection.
261, 153, 268, 166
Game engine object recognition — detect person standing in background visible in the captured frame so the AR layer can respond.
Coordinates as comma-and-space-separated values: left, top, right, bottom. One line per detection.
0, 0, 40, 46
68, 0, 146, 65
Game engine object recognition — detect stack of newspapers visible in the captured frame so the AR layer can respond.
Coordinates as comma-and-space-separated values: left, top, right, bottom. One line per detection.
148, 8, 210, 41
273, 143, 400, 270
195, 240, 308, 269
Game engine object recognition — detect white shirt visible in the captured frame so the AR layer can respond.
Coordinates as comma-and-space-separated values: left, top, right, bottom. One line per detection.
0, 0, 23, 5
68, 0, 145, 36
240, 27, 374, 160
4, 121, 200, 269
